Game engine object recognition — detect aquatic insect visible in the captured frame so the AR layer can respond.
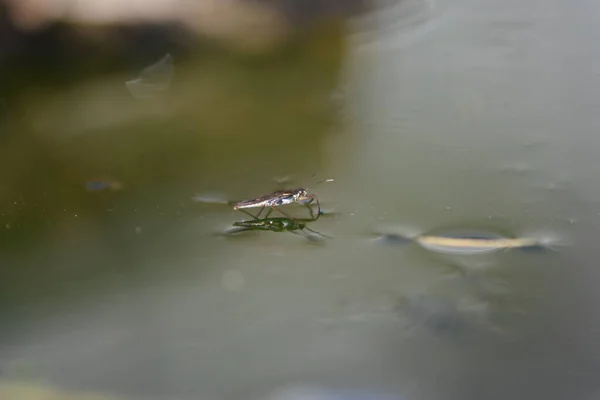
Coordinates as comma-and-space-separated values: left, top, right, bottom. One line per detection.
233, 176, 334, 220
232, 188, 321, 220
227, 217, 331, 240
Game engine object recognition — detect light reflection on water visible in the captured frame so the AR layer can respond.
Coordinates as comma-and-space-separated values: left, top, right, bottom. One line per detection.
3, 0, 600, 400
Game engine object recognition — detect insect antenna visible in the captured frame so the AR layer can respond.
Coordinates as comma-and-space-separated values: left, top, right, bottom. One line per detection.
304, 173, 334, 219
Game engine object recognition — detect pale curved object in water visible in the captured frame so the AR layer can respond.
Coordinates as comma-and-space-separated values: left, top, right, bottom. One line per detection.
125, 53, 174, 99
373, 227, 545, 255
415, 235, 541, 255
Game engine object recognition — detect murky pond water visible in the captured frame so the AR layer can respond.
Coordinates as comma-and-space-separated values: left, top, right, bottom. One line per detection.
2, 0, 600, 399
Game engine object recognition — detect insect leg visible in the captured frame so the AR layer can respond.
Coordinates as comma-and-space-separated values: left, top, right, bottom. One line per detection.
237, 207, 263, 220
301, 198, 315, 219
254, 206, 266, 219
304, 225, 332, 239
264, 207, 274, 219
302, 195, 321, 220
272, 206, 297, 220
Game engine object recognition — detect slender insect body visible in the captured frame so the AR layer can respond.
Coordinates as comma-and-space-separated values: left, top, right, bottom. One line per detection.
232, 187, 319, 220
232, 188, 307, 210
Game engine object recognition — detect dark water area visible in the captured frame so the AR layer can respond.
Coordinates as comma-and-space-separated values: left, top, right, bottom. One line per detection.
2, 0, 600, 400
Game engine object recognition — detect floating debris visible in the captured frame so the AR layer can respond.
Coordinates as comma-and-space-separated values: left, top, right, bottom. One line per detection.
125, 53, 174, 99
373, 227, 545, 255
416, 233, 541, 255
84, 179, 123, 192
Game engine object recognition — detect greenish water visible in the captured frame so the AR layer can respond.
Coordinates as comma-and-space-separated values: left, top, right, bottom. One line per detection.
2, 1, 600, 400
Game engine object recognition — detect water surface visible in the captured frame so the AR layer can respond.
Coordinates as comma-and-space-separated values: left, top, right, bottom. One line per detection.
2, 0, 600, 400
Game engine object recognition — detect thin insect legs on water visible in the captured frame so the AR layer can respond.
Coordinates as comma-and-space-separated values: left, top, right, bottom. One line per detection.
233, 188, 321, 221
227, 177, 333, 239
232, 176, 333, 220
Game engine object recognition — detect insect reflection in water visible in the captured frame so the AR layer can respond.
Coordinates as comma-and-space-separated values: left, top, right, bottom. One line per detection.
226, 217, 331, 241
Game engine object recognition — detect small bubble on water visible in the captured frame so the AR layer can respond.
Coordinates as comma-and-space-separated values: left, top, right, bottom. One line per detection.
135, 226, 142, 234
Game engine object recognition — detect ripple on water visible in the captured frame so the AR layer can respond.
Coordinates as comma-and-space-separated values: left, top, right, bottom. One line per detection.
394, 293, 506, 339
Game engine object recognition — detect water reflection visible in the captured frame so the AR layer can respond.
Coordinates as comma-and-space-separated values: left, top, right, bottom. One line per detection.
395, 292, 505, 339
227, 218, 331, 241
